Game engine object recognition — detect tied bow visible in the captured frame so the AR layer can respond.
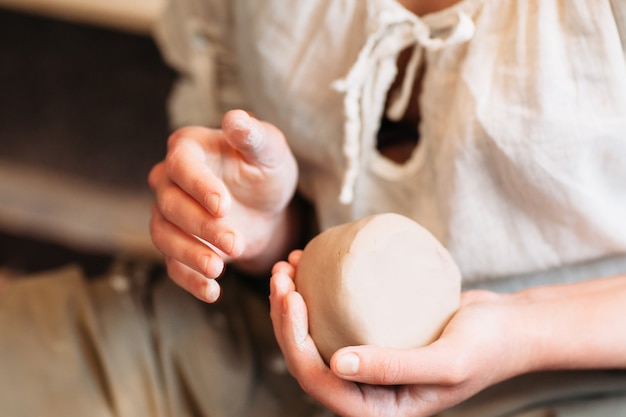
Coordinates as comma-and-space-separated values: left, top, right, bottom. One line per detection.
333, 9, 475, 204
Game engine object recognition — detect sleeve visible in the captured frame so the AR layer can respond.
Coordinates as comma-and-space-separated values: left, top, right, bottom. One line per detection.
151, 0, 248, 129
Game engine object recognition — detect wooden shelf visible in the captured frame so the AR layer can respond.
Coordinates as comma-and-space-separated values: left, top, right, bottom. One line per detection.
0, 7, 171, 259
0, 161, 160, 260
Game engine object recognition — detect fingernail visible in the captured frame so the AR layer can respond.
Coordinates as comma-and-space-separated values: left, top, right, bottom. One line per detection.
206, 193, 220, 215
245, 126, 262, 147
232, 116, 250, 131
219, 232, 235, 254
274, 273, 289, 295
233, 117, 261, 147
336, 352, 360, 376
200, 255, 213, 277
201, 255, 223, 278
204, 279, 221, 303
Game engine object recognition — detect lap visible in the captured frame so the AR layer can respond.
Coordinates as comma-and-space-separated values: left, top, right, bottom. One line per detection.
1, 264, 624, 417
0, 263, 325, 417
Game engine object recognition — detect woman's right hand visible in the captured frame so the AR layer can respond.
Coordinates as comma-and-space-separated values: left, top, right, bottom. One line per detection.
148, 110, 298, 302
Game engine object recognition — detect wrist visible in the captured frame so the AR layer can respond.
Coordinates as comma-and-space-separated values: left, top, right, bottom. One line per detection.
504, 292, 554, 375
232, 194, 315, 276
232, 209, 291, 275
484, 293, 547, 380
508, 277, 626, 372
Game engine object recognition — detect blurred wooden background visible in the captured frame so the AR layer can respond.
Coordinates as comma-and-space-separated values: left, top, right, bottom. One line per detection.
0, 5, 175, 273
0, 0, 164, 34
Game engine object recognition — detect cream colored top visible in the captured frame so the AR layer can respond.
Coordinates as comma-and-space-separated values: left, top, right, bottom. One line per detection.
154, 0, 626, 285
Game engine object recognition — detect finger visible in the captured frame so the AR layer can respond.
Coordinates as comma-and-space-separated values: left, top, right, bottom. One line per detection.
330, 341, 467, 386
281, 291, 318, 363
150, 204, 226, 279
287, 249, 303, 267
269, 271, 296, 350
221, 110, 290, 169
270, 270, 296, 295
270, 278, 398, 417
278, 291, 372, 416
271, 260, 295, 278
152, 178, 245, 258
165, 127, 232, 217
148, 160, 165, 191
165, 256, 222, 303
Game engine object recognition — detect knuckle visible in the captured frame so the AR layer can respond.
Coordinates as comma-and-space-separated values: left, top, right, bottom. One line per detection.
164, 148, 184, 178
297, 379, 315, 397
282, 356, 301, 379
164, 257, 183, 284
441, 354, 471, 386
165, 257, 199, 296
157, 188, 178, 220
166, 129, 185, 152
377, 357, 403, 384
196, 218, 217, 242
167, 126, 203, 148
149, 213, 167, 250
147, 162, 163, 190
292, 367, 316, 395
190, 176, 209, 198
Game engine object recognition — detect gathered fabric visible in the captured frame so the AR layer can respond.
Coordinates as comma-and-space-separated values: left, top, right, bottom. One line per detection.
333, 6, 476, 203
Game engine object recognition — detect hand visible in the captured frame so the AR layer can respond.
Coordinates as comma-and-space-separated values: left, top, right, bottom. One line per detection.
149, 110, 298, 302
269, 251, 532, 417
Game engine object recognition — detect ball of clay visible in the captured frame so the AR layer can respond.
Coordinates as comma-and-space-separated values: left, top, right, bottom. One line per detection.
295, 213, 461, 363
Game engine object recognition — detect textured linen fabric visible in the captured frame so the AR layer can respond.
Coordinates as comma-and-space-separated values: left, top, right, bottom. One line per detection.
156, 0, 626, 287
0, 265, 330, 417
2, 266, 624, 417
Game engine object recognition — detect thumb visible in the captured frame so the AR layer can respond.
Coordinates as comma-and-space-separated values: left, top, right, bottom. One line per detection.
330, 342, 462, 386
221, 109, 289, 168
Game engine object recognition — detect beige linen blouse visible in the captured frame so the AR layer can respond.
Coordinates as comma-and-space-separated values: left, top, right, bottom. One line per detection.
155, 0, 626, 286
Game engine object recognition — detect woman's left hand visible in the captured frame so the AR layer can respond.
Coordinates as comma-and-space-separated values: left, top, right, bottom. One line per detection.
269, 251, 533, 417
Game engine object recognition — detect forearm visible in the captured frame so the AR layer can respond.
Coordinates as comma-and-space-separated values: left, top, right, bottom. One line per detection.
512, 274, 626, 373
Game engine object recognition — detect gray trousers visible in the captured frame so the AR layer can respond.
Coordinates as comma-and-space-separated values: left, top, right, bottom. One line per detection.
1, 264, 625, 417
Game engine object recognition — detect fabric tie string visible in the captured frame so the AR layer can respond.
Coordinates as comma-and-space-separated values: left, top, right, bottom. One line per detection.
333, 10, 475, 204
